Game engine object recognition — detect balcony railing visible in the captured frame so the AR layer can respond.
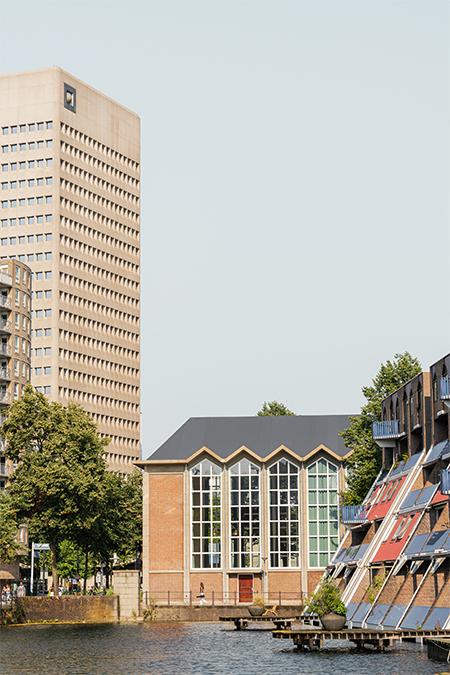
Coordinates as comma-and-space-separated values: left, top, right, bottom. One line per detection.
441, 469, 450, 495
0, 345, 11, 357
0, 368, 10, 380
341, 504, 368, 525
0, 393, 10, 405
0, 320, 12, 333
0, 273, 12, 287
372, 419, 401, 439
0, 297, 11, 310
440, 376, 450, 401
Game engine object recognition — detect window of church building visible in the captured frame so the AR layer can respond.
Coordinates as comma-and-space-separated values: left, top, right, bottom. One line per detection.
191, 459, 221, 569
230, 458, 260, 568
307, 458, 339, 568
268, 458, 300, 568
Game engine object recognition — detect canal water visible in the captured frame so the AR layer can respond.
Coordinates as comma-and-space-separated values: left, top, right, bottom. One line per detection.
0, 623, 443, 674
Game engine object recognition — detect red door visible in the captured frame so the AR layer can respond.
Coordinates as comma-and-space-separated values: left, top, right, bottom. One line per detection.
239, 575, 253, 603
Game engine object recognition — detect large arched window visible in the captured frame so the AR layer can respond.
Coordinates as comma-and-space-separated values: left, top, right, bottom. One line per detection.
191, 459, 221, 569
230, 458, 260, 568
307, 458, 339, 568
268, 458, 300, 568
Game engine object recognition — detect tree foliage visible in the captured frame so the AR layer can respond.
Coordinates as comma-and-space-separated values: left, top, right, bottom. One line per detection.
341, 352, 421, 505
257, 401, 295, 416
0, 491, 20, 563
2, 385, 142, 593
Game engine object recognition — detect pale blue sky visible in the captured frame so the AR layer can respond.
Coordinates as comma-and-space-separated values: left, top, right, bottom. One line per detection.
2, 1, 449, 455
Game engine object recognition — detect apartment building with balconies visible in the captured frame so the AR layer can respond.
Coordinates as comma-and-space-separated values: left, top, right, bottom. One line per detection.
328, 353, 450, 631
0, 258, 31, 488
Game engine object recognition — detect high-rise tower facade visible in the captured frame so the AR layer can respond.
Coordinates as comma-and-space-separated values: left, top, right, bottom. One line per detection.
0, 68, 141, 472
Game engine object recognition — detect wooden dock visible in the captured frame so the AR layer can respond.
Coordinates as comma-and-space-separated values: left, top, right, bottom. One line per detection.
219, 615, 299, 631
272, 627, 450, 652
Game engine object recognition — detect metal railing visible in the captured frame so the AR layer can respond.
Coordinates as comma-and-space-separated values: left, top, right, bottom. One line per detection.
0, 368, 10, 380
341, 504, 368, 525
0, 345, 11, 357
0, 273, 12, 287
0, 297, 11, 309
142, 590, 307, 608
441, 469, 450, 495
372, 419, 401, 439
440, 376, 450, 401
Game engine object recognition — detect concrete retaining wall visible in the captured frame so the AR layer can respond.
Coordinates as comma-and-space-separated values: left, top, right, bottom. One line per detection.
14, 595, 119, 624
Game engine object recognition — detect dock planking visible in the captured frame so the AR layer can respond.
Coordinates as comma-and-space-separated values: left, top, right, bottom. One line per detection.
219, 615, 299, 631
272, 627, 450, 652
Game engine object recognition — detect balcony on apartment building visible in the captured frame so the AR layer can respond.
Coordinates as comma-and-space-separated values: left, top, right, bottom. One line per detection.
0, 320, 12, 334
440, 376, 450, 404
341, 504, 368, 526
372, 419, 404, 447
441, 468, 450, 495
0, 392, 10, 406
0, 297, 11, 310
0, 344, 11, 357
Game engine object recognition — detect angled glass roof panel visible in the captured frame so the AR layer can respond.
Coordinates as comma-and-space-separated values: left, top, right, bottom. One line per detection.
404, 533, 429, 557
424, 440, 450, 465
366, 604, 390, 627
422, 607, 450, 631
422, 529, 450, 554
399, 489, 421, 512
400, 606, 430, 630
351, 603, 371, 626
390, 461, 406, 478
346, 602, 358, 620
383, 604, 407, 628
415, 485, 438, 508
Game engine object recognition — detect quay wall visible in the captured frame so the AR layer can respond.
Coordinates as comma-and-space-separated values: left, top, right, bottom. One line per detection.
13, 596, 119, 624
147, 604, 303, 622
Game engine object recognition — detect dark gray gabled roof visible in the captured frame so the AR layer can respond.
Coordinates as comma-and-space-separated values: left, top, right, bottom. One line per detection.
146, 414, 354, 461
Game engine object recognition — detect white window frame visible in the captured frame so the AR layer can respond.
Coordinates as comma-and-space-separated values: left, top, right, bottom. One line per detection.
307, 457, 340, 569
190, 458, 222, 571
229, 458, 261, 569
267, 457, 301, 569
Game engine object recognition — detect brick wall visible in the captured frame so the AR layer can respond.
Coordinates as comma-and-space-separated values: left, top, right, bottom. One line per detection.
148, 472, 184, 571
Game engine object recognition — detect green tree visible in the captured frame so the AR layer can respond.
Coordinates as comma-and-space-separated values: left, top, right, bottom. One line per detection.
0, 492, 20, 563
257, 401, 295, 416
3, 385, 108, 595
341, 352, 421, 504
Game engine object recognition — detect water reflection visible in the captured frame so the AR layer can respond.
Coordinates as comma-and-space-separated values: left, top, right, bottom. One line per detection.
0, 623, 442, 675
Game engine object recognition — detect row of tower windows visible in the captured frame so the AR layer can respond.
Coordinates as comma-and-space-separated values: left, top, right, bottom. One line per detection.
89, 411, 139, 432
61, 178, 139, 223
60, 233, 139, 277
60, 123, 139, 173
2, 176, 53, 190
61, 160, 139, 204
60, 196, 139, 240
59, 313, 139, 346
60, 141, 138, 189
60, 272, 138, 308
58, 386, 139, 416
1, 233, 52, 245
60, 252, 138, 299
60, 216, 139, 258
59, 348, 139, 378
2, 121, 53, 135
1, 195, 52, 208
1, 139, 53, 153
58, 367, 138, 397
1, 157, 53, 172
59, 328, 139, 360
1, 214, 53, 227
59, 290, 138, 326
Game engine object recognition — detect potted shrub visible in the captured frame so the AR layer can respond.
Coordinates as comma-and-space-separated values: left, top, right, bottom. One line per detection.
248, 594, 265, 617
306, 580, 346, 630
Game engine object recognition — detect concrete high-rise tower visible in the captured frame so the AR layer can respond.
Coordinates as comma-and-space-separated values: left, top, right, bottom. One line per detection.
0, 68, 141, 472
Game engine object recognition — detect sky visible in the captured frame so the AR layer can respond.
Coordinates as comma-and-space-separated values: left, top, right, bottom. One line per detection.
1, 1, 449, 456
